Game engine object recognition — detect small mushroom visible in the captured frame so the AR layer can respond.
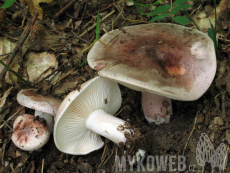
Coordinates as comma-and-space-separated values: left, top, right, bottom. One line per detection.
17, 89, 62, 133
87, 23, 216, 124
54, 76, 135, 155
11, 114, 50, 151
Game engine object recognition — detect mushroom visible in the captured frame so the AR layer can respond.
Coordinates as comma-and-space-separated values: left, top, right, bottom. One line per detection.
54, 76, 135, 155
17, 89, 62, 133
87, 23, 216, 124
11, 114, 50, 151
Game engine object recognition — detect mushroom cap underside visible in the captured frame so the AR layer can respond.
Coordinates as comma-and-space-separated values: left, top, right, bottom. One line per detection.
54, 76, 121, 155
87, 23, 217, 101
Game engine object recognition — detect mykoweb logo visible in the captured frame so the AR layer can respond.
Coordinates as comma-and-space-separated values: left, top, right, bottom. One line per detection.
115, 154, 188, 172
115, 133, 228, 172
196, 133, 228, 173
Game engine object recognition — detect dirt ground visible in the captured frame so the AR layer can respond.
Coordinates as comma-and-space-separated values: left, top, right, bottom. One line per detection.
0, 0, 230, 172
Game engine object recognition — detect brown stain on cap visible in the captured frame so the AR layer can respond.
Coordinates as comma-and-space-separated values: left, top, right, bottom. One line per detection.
12, 114, 49, 147
93, 24, 212, 93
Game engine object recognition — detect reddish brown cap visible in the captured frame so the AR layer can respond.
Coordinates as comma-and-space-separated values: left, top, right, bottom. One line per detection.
87, 23, 216, 101
12, 114, 50, 151
17, 89, 62, 115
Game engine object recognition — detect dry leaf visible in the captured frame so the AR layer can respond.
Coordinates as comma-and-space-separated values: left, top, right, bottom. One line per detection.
0, 36, 28, 85
192, 0, 228, 33
20, 0, 53, 20
24, 52, 58, 82
0, 87, 13, 109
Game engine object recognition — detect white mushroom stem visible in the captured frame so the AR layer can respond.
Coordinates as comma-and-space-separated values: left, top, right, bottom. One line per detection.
86, 109, 132, 144
142, 92, 172, 125
35, 110, 54, 133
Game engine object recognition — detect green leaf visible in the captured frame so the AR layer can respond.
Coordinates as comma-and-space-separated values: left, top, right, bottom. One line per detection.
172, 16, 190, 25
80, 59, 87, 67
151, 4, 171, 16
208, 28, 215, 42
96, 11, 100, 40
1, 0, 16, 8
184, 9, 200, 30
149, 13, 170, 22
173, 0, 193, 6
170, 4, 192, 14
208, 27, 219, 59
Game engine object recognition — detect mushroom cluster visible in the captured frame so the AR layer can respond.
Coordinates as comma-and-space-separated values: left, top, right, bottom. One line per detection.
87, 23, 217, 124
12, 89, 62, 151
12, 23, 217, 155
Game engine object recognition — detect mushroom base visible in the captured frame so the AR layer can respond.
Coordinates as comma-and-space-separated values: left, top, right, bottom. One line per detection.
86, 109, 133, 144
142, 92, 172, 124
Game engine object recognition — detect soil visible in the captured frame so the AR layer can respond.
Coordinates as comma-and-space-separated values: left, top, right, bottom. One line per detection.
0, 0, 230, 173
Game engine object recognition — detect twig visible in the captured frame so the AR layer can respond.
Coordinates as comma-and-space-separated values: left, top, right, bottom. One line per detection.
1, 139, 9, 166
0, 60, 34, 87
0, 114, 13, 130
78, 2, 118, 20
0, 11, 38, 82
112, 146, 118, 172
111, 6, 136, 30
19, 47, 29, 81
0, 106, 25, 129
221, 92, 226, 119
71, 31, 90, 44
98, 139, 109, 168
183, 107, 201, 156
0, 100, 17, 114
0, 53, 11, 57
54, 37, 76, 54
114, 106, 125, 117
0, 11, 38, 87
79, 10, 115, 38
103, 150, 114, 166
41, 159, 44, 173
218, 126, 230, 130
113, 3, 124, 18
35, 64, 64, 85
80, 0, 89, 26
54, 0, 77, 19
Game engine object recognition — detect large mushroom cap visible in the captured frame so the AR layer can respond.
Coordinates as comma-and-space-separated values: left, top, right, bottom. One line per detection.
54, 76, 121, 155
12, 114, 50, 151
17, 89, 62, 115
87, 23, 217, 101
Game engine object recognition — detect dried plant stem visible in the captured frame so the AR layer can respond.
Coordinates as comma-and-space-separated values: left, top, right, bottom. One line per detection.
0, 106, 25, 129
183, 107, 201, 155
54, 0, 77, 19
79, 10, 115, 38
0, 11, 38, 77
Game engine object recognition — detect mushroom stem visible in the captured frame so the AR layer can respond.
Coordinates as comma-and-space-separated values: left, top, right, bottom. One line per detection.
35, 110, 54, 133
142, 92, 172, 124
86, 109, 133, 144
